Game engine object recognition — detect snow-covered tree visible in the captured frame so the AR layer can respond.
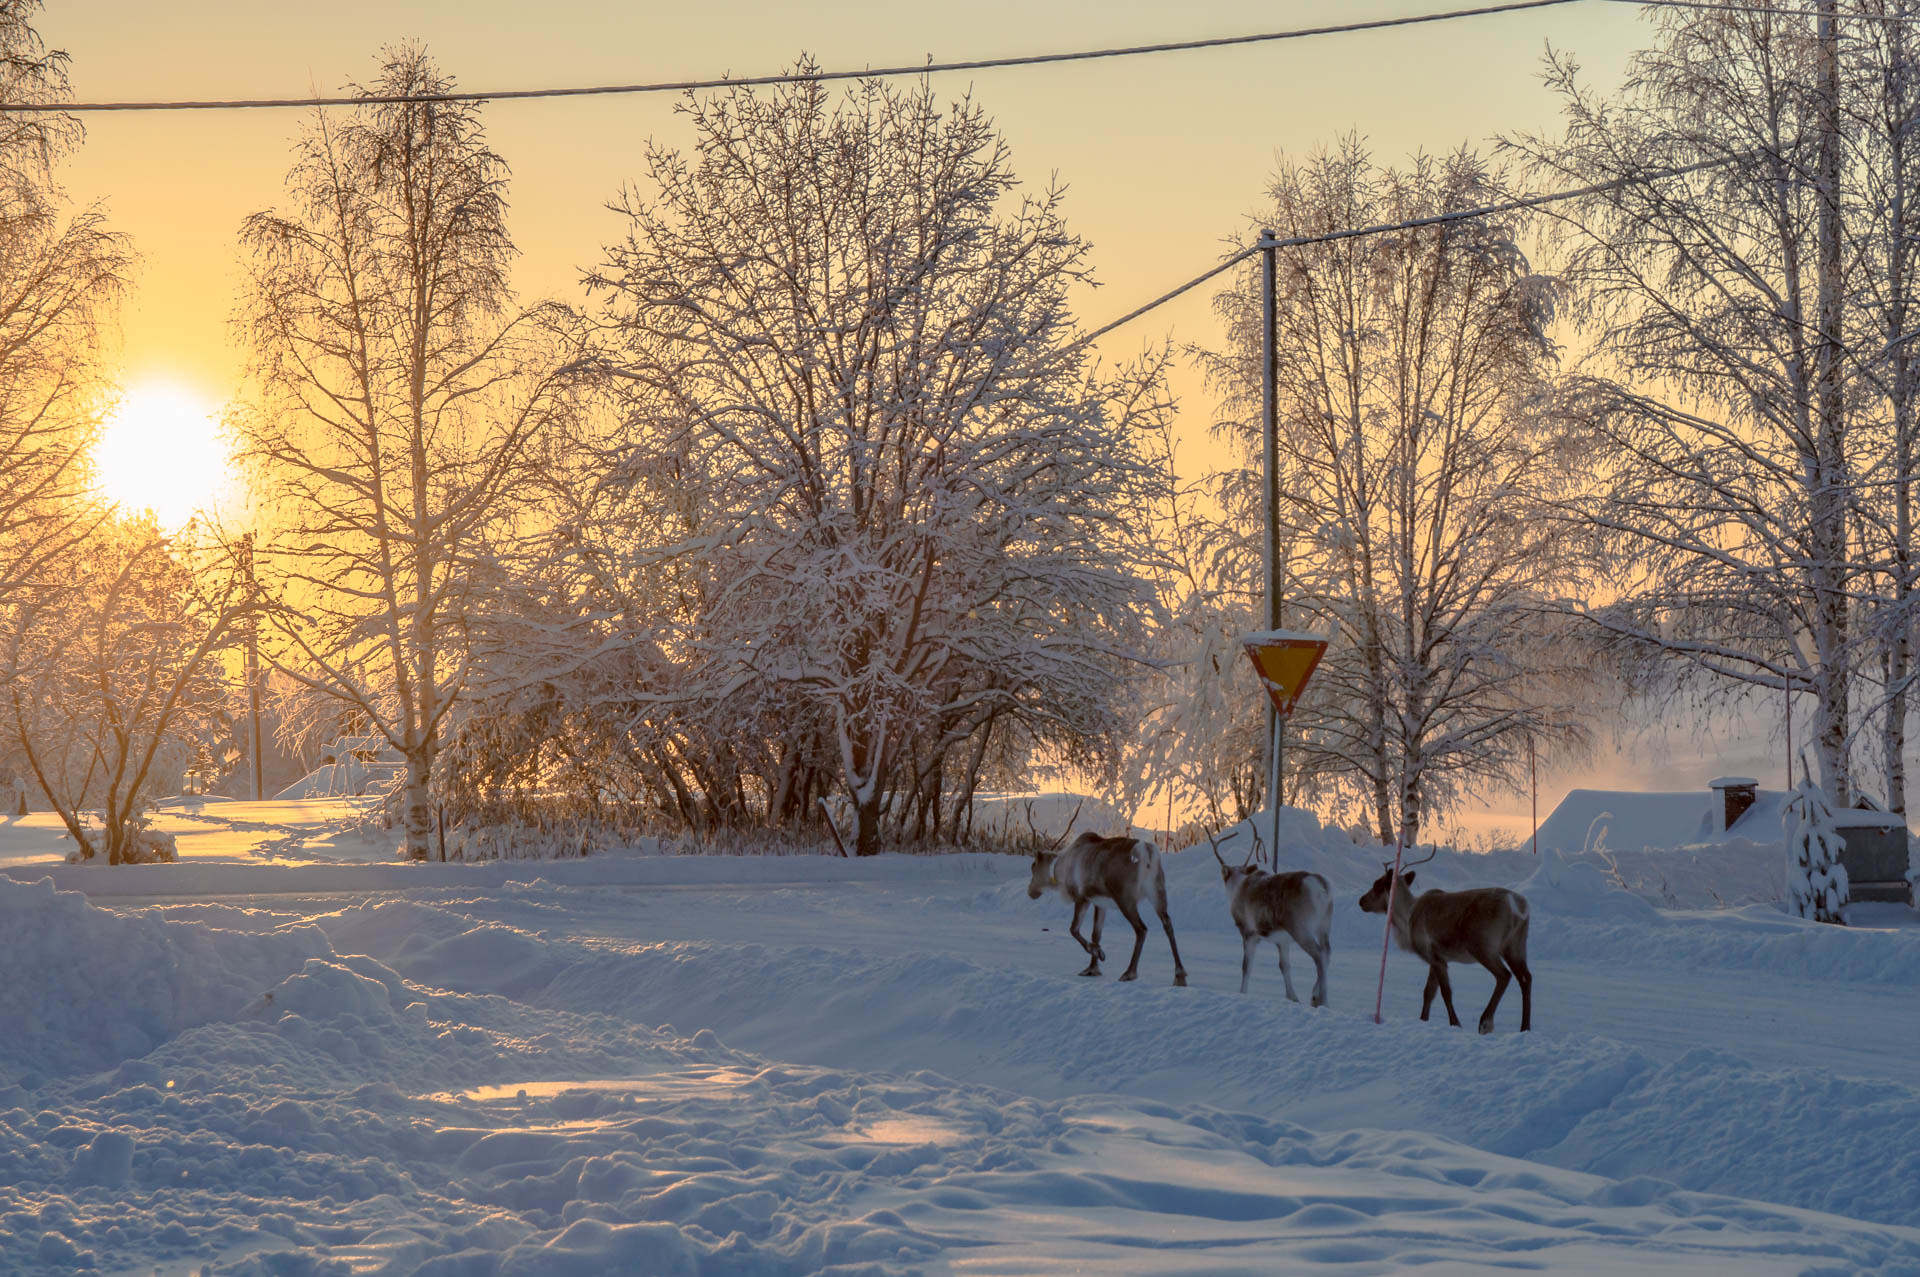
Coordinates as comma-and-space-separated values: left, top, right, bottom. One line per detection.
1509, 7, 1862, 804
1784, 774, 1849, 923
578, 70, 1167, 853
0, 0, 127, 679
234, 46, 581, 858
2, 517, 243, 862
1198, 141, 1595, 846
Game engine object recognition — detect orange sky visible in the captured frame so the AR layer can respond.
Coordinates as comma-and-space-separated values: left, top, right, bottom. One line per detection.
46, 0, 1677, 832
51, 0, 1643, 410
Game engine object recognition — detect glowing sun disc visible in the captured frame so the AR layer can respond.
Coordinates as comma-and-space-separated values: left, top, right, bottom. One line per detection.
95, 381, 230, 527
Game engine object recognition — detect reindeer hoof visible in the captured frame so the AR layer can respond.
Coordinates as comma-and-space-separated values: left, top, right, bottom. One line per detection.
1311, 996, 1326, 1008
1117, 970, 1138, 983
1478, 1020, 1494, 1035
1173, 973, 1188, 988
1078, 966, 1101, 978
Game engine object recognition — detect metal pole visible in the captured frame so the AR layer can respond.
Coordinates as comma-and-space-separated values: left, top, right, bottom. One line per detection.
1372, 829, 1405, 1024
241, 533, 263, 803
1529, 734, 1538, 855
1262, 230, 1283, 870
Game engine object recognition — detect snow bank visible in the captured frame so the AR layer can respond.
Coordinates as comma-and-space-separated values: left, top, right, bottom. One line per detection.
0, 877, 328, 1089
963, 790, 1129, 842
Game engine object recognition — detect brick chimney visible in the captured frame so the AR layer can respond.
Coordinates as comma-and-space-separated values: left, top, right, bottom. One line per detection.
1709, 777, 1759, 834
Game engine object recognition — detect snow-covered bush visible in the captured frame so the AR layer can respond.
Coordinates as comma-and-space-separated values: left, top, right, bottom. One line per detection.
1783, 779, 1848, 924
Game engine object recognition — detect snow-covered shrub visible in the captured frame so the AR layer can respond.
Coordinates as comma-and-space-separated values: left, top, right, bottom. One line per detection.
1783, 779, 1848, 924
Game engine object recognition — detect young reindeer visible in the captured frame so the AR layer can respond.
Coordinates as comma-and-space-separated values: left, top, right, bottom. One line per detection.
1358, 848, 1532, 1033
1028, 832, 1188, 986
1208, 829, 1332, 1006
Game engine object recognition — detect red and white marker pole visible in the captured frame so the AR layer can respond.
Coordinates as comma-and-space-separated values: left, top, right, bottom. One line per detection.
1372, 830, 1406, 1025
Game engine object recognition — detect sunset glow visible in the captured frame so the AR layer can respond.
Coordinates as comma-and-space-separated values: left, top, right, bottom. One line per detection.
94, 380, 230, 527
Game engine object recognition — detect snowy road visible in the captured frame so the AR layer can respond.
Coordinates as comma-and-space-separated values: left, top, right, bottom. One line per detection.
121, 870, 1919, 1092
6, 829, 1920, 1273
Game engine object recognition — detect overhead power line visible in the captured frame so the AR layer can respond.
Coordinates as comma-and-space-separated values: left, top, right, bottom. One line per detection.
1076, 152, 1737, 350
4, 0, 1589, 113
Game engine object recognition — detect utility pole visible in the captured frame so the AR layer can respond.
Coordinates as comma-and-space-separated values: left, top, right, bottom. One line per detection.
1261, 229, 1283, 869
239, 532, 263, 803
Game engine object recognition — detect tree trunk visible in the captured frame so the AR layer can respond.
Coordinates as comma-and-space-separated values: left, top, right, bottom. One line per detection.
854, 787, 883, 857
402, 749, 434, 859
1813, 0, 1854, 808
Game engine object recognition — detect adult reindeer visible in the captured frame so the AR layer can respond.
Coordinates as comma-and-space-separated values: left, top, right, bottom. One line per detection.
1028, 832, 1188, 986
1358, 848, 1532, 1033
1208, 829, 1332, 1006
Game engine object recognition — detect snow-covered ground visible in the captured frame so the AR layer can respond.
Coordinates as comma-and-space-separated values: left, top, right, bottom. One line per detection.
0, 799, 392, 872
3, 806, 1919, 1273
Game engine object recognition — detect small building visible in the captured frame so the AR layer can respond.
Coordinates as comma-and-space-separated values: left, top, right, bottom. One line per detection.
1829, 805, 1911, 903
1532, 779, 1914, 907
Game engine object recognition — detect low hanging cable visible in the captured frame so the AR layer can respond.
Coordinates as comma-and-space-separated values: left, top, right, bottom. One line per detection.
1072, 151, 1739, 352
4, 0, 1586, 113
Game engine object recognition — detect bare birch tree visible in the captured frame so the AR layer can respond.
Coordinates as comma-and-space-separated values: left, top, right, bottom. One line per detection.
1508, 8, 1864, 802
235, 46, 579, 858
0, 1, 127, 683
1201, 142, 1592, 846
1843, 0, 1920, 815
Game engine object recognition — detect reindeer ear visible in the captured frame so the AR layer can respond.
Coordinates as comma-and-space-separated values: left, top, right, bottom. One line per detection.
1402, 869, 1416, 885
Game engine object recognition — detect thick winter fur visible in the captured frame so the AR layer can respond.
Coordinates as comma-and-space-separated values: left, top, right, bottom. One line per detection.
1217, 857, 1332, 1006
1028, 833, 1188, 986
1358, 868, 1532, 1033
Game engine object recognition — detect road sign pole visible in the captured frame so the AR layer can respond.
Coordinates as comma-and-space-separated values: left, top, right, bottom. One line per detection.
1241, 631, 1327, 871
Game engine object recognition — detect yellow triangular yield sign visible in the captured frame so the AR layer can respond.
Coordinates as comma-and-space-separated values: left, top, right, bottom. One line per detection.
1241, 629, 1329, 718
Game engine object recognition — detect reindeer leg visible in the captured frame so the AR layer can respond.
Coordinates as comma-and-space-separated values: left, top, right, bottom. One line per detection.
1434, 962, 1462, 1027
1475, 951, 1511, 1034
1089, 904, 1106, 963
1239, 931, 1257, 994
1275, 936, 1300, 1003
1153, 871, 1187, 986
1510, 954, 1533, 1032
1069, 901, 1100, 977
1115, 901, 1149, 982
1068, 899, 1090, 953
1420, 967, 1440, 1021
1306, 938, 1329, 1008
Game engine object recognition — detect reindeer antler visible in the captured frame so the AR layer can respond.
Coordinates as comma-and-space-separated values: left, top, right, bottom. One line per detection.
1403, 845, 1439, 869
1048, 798, 1086, 851
1243, 826, 1262, 869
1205, 829, 1229, 868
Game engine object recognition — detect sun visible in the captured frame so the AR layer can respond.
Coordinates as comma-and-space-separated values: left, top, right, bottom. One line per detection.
94, 380, 232, 528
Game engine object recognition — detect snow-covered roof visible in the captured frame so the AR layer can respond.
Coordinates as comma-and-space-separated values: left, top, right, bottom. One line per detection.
1708, 776, 1758, 789
1533, 788, 1715, 853
1535, 784, 1911, 851
1829, 807, 1906, 830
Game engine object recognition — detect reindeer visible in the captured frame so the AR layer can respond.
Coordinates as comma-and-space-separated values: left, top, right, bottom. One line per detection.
1207, 829, 1332, 1006
1028, 832, 1188, 986
1358, 848, 1532, 1033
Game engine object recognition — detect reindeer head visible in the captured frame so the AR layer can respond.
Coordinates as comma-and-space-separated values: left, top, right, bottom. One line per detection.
1208, 828, 1262, 892
1027, 851, 1058, 899
1357, 847, 1436, 913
